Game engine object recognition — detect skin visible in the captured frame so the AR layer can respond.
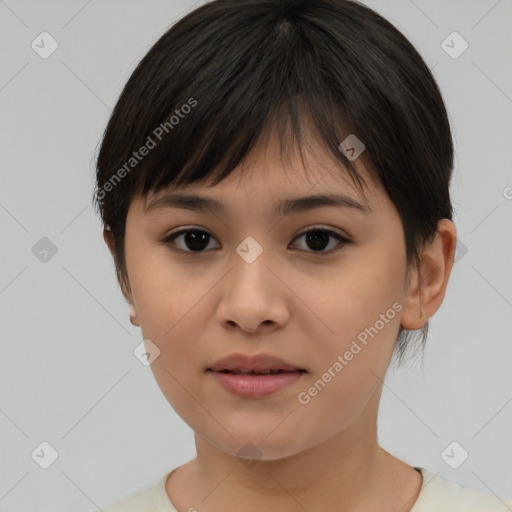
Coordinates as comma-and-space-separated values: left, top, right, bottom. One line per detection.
104, 127, 457, 512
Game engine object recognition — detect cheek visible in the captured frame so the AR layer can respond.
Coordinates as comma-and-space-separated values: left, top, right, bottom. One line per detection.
128, 245, 208, 336
295, 247, 404, 394
132, 264, 212, 420
301, 254, 403, 343
125, 251, 216, 402
136, 281, 209, 364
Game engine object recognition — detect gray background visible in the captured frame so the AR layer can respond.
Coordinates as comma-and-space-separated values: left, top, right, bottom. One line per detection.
1, 0, 511, 510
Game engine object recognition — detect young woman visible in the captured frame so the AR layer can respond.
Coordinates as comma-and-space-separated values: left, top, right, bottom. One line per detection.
93, 1, 512, 510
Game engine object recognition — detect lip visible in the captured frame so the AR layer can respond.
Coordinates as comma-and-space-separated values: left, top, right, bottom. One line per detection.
206, 352, 306, 399
208, 370, 305, 398
207, 352, 305, 373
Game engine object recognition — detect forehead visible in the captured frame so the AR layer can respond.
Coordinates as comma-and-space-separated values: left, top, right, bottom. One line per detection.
142, 128, 379, 215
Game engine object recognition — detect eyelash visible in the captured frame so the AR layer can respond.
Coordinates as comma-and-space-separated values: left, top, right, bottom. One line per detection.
161, 226, 352, 256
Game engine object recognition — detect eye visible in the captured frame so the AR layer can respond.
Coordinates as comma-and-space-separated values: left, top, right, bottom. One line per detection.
162, 226, 351, 254
162, 228, 219, 253
290, 227, 351, 254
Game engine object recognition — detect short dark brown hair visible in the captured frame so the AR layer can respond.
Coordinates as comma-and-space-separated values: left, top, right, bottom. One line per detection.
93, 0, 454, 367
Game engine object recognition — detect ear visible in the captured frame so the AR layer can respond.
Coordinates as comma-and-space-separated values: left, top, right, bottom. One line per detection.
103, 227, 140, 326
400, 219, 457, 330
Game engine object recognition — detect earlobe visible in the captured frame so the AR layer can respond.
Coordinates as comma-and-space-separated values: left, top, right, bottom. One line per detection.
400, 219, 457, 330
128, 303, 140, 326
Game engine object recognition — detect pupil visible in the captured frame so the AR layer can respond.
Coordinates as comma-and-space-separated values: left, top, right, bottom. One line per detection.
185, 231, 209, 251
306, 230, 328, 251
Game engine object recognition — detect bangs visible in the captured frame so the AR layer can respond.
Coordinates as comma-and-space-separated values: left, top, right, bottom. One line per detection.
136, 93, 371, 203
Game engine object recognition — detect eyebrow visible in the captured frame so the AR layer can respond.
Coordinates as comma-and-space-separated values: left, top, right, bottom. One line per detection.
145, 192, 373, 217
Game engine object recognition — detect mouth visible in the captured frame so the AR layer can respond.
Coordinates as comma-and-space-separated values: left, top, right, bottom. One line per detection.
206, 368, 307, 398
206, 353, 307, 397
207, 369, 307, 375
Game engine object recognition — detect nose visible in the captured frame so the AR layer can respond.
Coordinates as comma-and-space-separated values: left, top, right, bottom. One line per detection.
215, 249, 290, 334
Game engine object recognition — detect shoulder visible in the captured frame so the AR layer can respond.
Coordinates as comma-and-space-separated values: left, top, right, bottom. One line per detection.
98, 470, 177, 512
413, 467, 512, 512
101, 486, 155, 512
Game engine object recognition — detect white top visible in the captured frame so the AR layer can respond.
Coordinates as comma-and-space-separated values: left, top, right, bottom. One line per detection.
100, 466, 512, 511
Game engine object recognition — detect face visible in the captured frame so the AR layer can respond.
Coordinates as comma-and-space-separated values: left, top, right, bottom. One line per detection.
119, 133, 413, 462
